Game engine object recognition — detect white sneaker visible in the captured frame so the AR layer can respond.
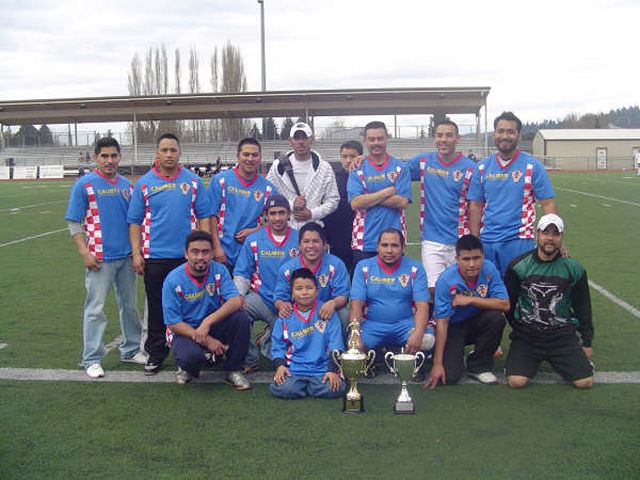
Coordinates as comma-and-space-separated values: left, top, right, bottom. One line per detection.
468, 371, 498, 384
86, 364, 105, 378
122, 351, 148, 365
175, 367, 192, 385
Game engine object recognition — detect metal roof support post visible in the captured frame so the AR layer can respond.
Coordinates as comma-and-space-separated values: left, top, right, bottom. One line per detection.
483, 98, 488, 153
132, 111, 138, 175
74, 122, 78, 147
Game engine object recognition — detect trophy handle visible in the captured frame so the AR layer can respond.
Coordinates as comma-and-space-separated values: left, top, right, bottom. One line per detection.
384, 351, 395, 374
365, 350, 376, 373
414, 351, 426, 375
331, 349, 342, 370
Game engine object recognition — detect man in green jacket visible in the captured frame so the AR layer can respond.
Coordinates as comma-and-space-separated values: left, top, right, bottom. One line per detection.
504, 214, 594, 389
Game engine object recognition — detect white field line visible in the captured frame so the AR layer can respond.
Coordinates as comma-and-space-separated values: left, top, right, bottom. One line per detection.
590, 281, 640, 319
0, 343, 7, 350
556, 187, 640, 207
0, 228, 67, 248
0, 199, 66, 212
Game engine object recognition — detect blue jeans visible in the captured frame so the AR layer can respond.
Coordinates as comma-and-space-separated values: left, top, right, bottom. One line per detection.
242, 292, 277, 366
82, 257, 142, 367
269, 374, 346, 399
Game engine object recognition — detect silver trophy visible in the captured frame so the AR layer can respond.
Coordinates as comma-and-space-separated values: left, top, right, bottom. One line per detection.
385, 349, 425, 414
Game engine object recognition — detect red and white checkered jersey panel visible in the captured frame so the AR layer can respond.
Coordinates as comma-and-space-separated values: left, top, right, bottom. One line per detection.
189, 180, 198, 230
518, 163, 536, 239
350, 170, 368, 251
83, 183, 104, 261
141, 184, 151, 258
217, 177, 226, 238
457, 167, 473, 237
249, 241, 262, 292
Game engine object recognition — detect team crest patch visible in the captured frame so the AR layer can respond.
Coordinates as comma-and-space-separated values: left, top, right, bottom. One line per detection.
179, 182, 191, 194
206, 283, 216, 297
175, 285, 183, 298
398, 273, 410, 288
121, 188, 131, 201
476, 284, 488, 298
318, 274, 328, 288
314, 320, 327, 333
289, 248, 299, 258
511, 170, 522, 183
386, 171, 399, 183
453, 170, 463, 182
254, 190, 264, 201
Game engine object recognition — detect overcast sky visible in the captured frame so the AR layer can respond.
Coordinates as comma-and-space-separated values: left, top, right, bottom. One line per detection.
1, 0, 638, 134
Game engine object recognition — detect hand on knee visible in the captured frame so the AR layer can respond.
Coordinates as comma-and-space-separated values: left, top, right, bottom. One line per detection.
573, 376, 593, 389
507, 375, 530, 389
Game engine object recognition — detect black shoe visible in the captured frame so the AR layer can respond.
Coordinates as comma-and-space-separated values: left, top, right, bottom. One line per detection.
363, 364, 379, 379
144, 359, 163, 376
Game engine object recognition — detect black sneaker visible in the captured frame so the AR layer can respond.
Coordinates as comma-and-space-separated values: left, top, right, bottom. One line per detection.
144, 359, 163, 376
363, 363, 379, 379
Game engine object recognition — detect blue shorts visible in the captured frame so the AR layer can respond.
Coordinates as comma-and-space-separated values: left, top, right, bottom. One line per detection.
361, 318, 413, 351
483, 238, 534, 276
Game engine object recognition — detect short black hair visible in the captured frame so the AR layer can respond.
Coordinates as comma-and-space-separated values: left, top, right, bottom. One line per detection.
340, 140, 363, 155
185, 230, 213, 250
377, 228, 405, 246
94, 137, 121, 155
290, 267, 318, 288
455, 234, 483, 256
364, 121, 388, 136
157, 132, 180, 147
238, 137, 261, 153
493, 111, 522, 133
299, 222, 327, 243
435, 119, 459, 136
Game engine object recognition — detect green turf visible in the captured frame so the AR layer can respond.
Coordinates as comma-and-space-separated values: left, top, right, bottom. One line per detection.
1, 381, 637, 479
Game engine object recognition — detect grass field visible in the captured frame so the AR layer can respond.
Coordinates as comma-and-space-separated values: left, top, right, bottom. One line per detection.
1, 172, 639, 479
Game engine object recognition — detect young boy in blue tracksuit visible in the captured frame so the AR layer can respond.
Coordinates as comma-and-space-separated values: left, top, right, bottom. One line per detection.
270, 268, 346, 399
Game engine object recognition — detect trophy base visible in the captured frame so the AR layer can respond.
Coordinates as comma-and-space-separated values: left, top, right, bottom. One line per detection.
393, 401, 415, 415
343, 395, 365, 414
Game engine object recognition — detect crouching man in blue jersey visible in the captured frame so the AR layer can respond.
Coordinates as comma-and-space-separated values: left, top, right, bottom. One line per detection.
349, 228, 430, 377
162, 231, 251, 389
270, 268, 346, 399
426, 235, 509, 388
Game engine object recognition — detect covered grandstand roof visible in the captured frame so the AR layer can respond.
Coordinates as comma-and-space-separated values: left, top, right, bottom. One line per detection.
0, 87, 490, 125
536, 128, 640, 140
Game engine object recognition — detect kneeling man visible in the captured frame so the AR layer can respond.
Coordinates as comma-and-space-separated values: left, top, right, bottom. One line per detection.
504, 214, 594, 389
162, 231, 251, 389
350, 228, 429, 366
426, 235, 509, 388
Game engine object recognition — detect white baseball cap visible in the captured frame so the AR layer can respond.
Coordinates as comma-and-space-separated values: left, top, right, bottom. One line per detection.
289, 122, 313, 138
537, 213, 564, 233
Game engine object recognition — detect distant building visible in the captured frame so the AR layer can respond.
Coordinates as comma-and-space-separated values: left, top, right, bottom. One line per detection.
532, 129, 640, 170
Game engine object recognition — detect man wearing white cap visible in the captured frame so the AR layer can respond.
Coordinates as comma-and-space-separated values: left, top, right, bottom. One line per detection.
267, 122, 339, 230
503, 214, 594, 389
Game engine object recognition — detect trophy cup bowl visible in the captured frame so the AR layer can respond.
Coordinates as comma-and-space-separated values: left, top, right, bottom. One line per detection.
332, 348, 375, 414
385, 351, 425, 414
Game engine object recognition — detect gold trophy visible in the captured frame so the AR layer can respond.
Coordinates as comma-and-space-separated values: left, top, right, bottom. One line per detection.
385, 349, 426, 414
332, 321, 376, 414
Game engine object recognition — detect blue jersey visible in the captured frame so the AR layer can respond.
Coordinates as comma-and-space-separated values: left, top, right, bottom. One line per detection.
434, 259, 507, 325
208, 168, 277, 264
271, 300, 344, 376
407, 152, 476, 244
233, 226, 300, 310
127, 166, 212, 259
162, 261, 240, 329
274, 253, 350, 304
347, 155, 411, 252
467, 150, 555, 242
351, 256, 430, 325
65, 170, 133, 261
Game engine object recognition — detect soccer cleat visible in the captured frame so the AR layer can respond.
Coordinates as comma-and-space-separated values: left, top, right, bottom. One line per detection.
242, 364, 260, 374
255, 326, 271, 349
225, 371, 251, 390
144, 359, 163, 376
468, 371, 498, 384
122, 351, 148, 365
86, 364, 105, 378
175, 367, 192, 385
